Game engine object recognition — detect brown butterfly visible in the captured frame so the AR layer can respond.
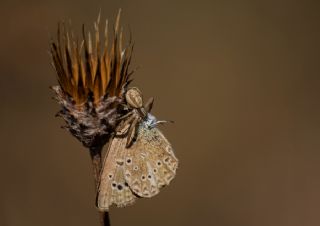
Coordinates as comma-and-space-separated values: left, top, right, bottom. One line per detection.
96, 87, 178, 210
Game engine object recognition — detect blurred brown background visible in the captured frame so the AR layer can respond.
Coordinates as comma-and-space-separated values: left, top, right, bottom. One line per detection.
1, 0, 320, 226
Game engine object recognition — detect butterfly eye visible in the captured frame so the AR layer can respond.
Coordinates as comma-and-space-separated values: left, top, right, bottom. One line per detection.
148, 175, 152, 180
108, 174, 113, 179
141, 175, 146, 180
157, 161, 162, 166
112, 183, 117, 188
117, 184, 123, 190
134, 166, 139, 171
153, 168, 157, 173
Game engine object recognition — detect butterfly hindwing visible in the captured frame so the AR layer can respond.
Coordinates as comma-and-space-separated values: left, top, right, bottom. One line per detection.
124, 124, 178, 198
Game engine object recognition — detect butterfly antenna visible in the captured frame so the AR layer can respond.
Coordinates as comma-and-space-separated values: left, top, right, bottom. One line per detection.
152, 120, 174, 127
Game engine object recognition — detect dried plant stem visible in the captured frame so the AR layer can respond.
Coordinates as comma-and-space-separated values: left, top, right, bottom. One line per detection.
90, 146, 111, 226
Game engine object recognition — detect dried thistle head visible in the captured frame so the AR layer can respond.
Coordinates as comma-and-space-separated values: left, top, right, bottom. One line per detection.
50, 10, 134, 149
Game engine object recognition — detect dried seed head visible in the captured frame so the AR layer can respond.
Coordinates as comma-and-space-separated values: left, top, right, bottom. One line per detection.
50, 10, 134, 148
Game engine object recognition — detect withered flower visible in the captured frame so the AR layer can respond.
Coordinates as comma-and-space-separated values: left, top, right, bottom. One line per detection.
50, 10, 133, 226
51, 10, 133, 149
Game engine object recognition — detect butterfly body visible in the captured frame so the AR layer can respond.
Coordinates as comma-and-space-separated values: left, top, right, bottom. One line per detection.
96, 88, 178, 211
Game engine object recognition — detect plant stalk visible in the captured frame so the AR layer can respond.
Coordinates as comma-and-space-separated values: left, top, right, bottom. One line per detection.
90, 146, 110, 226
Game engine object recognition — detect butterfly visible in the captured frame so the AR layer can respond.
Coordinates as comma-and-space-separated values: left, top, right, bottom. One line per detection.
96, 87, 178, 210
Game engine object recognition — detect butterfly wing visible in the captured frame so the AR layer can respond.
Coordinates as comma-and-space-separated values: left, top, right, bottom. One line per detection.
96, 134, 137, 210
124, 124, 178, 198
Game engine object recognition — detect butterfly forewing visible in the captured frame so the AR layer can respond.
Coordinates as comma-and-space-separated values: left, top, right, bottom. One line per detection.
96, 133, 137, 210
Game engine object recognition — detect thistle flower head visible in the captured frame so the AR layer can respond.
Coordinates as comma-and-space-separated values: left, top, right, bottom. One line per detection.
50, 10, 134, 148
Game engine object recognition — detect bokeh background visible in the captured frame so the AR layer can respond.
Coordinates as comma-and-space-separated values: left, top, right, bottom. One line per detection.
1, 0, 320, 226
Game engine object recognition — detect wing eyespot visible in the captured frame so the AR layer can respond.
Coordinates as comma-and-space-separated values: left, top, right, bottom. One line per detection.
126, 158, 132, 165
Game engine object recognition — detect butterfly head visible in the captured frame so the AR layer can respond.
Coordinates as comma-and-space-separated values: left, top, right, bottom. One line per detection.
144, 114, 174, 129
144, 114, 157, 129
